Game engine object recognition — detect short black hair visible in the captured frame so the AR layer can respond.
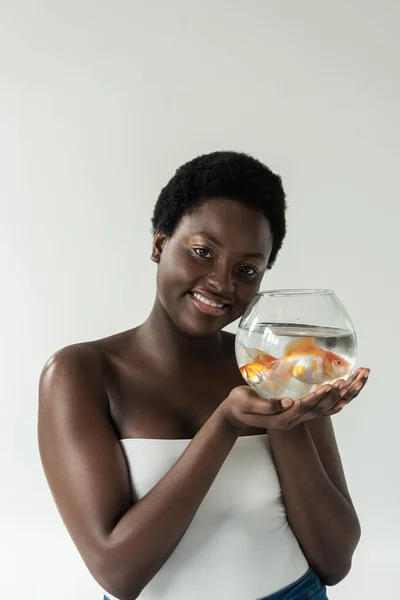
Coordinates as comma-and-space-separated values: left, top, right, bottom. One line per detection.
151, 150, 287, 269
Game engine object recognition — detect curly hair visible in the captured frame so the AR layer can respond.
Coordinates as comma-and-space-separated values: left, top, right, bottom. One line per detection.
151, 150, 287, 269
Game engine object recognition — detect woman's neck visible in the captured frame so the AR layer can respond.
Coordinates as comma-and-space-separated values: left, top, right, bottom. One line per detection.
135, 299, 226, 367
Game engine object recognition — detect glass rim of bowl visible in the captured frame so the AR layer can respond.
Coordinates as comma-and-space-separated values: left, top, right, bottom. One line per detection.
258, 288, 334, 297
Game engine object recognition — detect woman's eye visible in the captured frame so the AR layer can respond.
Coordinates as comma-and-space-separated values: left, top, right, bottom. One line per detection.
238, 265, 257, 277
194, 248, 212, 259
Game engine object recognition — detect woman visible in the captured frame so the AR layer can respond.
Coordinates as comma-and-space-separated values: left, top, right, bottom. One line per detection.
38, 151, 369, 600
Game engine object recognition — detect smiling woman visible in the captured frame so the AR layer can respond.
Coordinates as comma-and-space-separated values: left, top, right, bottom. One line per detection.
38, 151, 368, 600
150, 195, 274, 337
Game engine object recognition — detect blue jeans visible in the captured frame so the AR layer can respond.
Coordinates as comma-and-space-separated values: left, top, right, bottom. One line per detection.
103, 568, 327, 600
260, 568, 328, 599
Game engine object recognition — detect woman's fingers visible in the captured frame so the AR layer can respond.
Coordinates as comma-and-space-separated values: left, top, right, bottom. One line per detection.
337, 368, 370, 404
240, 389, 293, 415
323, 400, 347, 416
282, 385, 339, 427
332, 378, 347, 390
286, 373, 360, 425
298, 384, 340, 414
323, 368, 370, 416
344, 368, 363, 388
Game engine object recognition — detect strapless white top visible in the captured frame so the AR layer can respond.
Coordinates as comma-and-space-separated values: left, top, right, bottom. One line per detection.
102, 434, 308, 600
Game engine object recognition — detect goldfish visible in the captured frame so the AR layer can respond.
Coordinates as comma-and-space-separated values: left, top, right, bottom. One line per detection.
239, 352, 276, 386
240, 337, 350, 388
239, 351, 288, 397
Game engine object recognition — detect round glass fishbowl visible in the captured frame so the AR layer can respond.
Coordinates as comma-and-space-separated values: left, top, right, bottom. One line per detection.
235, 289, 357, 401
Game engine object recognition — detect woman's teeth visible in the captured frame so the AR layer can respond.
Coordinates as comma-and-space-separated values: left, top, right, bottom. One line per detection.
192, 292, 224, 308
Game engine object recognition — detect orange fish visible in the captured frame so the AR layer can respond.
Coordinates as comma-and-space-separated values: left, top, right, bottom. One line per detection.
241, 337, 350, 387
239, 351, 276, 385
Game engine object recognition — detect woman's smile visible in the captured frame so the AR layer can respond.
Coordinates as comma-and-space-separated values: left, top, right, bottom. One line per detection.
188, 290, 230, 317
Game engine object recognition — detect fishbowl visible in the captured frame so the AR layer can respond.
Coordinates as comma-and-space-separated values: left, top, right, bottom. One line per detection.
235, 289, 357, 401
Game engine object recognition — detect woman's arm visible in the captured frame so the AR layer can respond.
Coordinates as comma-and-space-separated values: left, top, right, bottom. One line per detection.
306, 417, 355, 505
267, 419, 361, 586
38, 344, 245, 600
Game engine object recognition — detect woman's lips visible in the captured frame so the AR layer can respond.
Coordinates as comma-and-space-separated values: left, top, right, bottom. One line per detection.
188, 292, 228, 316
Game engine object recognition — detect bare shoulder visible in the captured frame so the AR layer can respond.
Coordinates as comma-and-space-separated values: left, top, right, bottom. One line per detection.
39, 341, 107, 411
40, 327, 138, 392
40, 341, 101, 389
41, 339, 102, 371
38, 342, 113, 463
38, 328, 141, 445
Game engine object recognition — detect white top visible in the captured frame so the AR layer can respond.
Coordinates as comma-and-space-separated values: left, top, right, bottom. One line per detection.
102, 434, 308, 600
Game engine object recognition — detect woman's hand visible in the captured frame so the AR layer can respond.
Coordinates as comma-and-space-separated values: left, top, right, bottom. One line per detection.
219, 367, 370, 432
322, 367, 370, 416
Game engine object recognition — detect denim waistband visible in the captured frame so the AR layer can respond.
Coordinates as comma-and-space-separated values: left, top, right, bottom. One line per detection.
259, 567, 327, 600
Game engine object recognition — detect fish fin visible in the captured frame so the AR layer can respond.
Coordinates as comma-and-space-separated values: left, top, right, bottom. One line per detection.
255, 351, 277, 366
246, 348, 276, 361
283, 337, 317, 357
244, 347, 277, 365
243, 346, 263, 360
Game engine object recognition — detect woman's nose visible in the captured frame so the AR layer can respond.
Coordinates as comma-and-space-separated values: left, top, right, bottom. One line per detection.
207, 265, 234, 295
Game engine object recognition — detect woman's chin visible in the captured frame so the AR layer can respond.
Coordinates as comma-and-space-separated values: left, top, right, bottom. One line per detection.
173, 310, 227, 338
178, 318, 223, 338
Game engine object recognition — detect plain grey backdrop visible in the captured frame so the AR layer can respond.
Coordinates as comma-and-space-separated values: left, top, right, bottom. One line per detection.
1, 1, 399, 598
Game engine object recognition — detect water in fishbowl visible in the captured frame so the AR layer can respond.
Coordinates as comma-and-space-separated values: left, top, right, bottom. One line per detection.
235, 323, 357, 401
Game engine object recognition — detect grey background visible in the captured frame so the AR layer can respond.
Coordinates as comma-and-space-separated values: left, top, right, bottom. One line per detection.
1, 1, 398, 598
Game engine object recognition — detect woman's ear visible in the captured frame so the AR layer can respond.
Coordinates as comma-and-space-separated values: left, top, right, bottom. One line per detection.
151, 232, 168, 263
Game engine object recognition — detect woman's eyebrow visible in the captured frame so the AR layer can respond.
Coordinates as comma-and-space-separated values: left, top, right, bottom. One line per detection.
192, 231, 222, 247
242, 251, 266, 260
192, 231, 266, 260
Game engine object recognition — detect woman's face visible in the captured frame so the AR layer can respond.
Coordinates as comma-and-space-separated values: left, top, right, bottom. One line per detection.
152, 198, 273, 337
